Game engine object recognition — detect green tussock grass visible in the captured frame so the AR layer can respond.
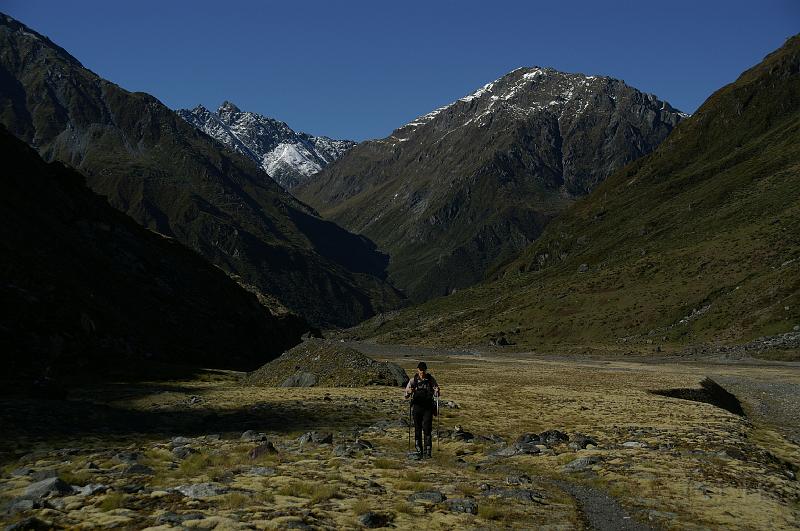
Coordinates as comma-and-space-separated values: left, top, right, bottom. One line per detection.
98, 491, 126, 512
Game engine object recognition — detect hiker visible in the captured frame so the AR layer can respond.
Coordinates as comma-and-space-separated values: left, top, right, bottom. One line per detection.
404, 361, 440, 458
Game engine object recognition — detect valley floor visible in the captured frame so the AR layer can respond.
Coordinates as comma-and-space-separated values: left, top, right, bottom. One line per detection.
1, 345, 798, 530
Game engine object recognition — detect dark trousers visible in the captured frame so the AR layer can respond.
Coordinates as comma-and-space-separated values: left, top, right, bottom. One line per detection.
412, 403, 434, 451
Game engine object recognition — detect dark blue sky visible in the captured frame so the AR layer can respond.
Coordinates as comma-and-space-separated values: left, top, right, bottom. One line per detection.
4, 1, 798, 140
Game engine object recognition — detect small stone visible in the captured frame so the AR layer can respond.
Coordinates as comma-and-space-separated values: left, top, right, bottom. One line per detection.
298, 431, 333, 445
124, 464, 154, 475
24, 477, 74, 500
5, 516, 52, 531
563, 456, 601, 473
578, 263, 589, 273
408, 491, 446, 504
446, 498, 478, 514
170, 436, 194, 448
240, 430, 267, 442
249, 442, 278, 459
174, 482, 228, 498
28, 470, 58, 482
358, 511, 391, 528
248, 466, 277, 476
539, 430, 569, 446
491, 446, 519, 458
114, 451, 140, 464
506, 474, 532, 485
73, 483, 108, 496
172, 446, 198, 460
482, 488, 544, 503
785, 470, 796, 481
622, 441, 647, 448
8, 498, 37, 513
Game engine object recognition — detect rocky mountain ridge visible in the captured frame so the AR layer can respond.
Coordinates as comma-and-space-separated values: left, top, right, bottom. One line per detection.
0, 12, 402, 328
297, 66, 686, 302
178, 102, 356, 190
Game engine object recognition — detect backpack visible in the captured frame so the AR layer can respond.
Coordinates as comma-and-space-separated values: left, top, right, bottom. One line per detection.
411, 374, 436, 406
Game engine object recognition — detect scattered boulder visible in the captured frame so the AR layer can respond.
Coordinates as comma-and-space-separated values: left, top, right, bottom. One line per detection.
622, 441, 648, 449
446, 498, 478, 514
569, 434, 598, 450
73, 484, 109, 496
242, 340, 410, 388
5, 516, 52, 531
240, 430, 268, 442
8, 498, 37, 513
114, 451, 141, 464
408, 491, 446, 504
298, 431, 333, 445
174, 483, 229, 498
452, 426, 474, 442
23, 477, 74, 500
249, 442, 278, 459
28, 470, 58, 482
170, 437, 194, 448
482, 488, 545, 503
246, 467, 276, 476
172, 446, 197, 460
281, 372, 318, 388
506, 474, 532, 485
365, 481, 386, 495
562, 456, 601, 473
124, 464, 154, 475
539, 430, 569, 446
357, 511, 392, 528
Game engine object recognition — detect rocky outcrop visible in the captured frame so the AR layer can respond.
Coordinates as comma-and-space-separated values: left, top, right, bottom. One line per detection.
242, 340, 409, 387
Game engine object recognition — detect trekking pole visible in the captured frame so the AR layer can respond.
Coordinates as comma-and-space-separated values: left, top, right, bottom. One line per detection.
408, 401, 412, 451
435, 395, 440, 452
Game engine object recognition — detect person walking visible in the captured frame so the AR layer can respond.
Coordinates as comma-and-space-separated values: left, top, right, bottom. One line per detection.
404, 361, 440, 458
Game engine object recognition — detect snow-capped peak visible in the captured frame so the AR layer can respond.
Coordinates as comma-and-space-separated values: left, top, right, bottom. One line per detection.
177, 103, 356, 190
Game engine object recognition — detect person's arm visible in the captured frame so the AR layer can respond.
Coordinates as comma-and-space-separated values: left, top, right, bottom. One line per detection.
404, 377, 414, 398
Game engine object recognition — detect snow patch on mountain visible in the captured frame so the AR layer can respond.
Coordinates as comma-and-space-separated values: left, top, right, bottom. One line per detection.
178, 102, 356, 190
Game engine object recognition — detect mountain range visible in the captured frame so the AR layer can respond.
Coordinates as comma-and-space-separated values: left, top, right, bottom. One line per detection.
351, 35, 800, 350
178, 102, 356, 190
0, 125, 307, 390
297, 66, 687, 302
0, 13, 402, 328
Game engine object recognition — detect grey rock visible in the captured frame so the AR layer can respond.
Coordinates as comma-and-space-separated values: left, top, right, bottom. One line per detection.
539, 430, 569, 446
563, 456, 601, 473
23, 477, 74, 500
114, 451, 141, 464
249, 442, 278, 459
172, 446, 198, 460
170, 436, 194, 448
578, 263, 589, 273
298, 431, 333, 445
28, 470, 58, 482
174, 482, 229, 498
124, 464, 154, 475
570, 434, 599, 449
10, 468, 34, 477
157, 512, 206, 525
247, 467, 277, 476
8, 498, 37, 513
446, 498, 478, 514
408, 491, 446, 504
5, 516, 52, 531
73, 483, 108, 496
482, 488, 545, 503
281, 372, 318, 387
506, 474, 532, 485
491, 446, 519, 458
622, 441, 647, 448
357, 511, 391, 528
365, 481, 386, 495
383, 362, 410, 387
240, 430, 268, 442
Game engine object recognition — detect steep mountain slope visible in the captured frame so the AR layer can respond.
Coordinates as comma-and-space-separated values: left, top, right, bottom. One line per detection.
178, 102, 356, 190
0, 125, 308, 390
352, 36, 800, 350
297, 67, 685, 302
0, 13, 402, 327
